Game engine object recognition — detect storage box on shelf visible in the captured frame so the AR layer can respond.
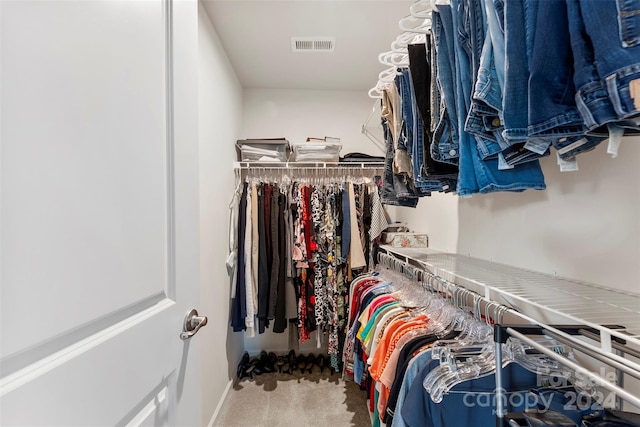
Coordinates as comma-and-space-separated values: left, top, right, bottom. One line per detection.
381, 232, 429, 248
291, 137, 342, 162
236, 138, 290, 162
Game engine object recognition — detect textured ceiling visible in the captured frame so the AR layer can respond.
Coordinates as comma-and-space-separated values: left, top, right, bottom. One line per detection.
201, 0, 414, 91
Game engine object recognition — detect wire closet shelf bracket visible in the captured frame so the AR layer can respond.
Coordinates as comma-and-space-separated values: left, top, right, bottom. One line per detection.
377, 245, 640, 419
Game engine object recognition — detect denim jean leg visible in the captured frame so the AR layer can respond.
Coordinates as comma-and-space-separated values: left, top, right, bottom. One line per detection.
380, 119, 399, 204
432, 7, 460, 165
380, 119, 419, 207
451, 0, 546, 194
443, 0, 479, 195
528, 0, 586, 141
527, 0, 604, 159
468, 0, 485, 90
399, 69, 415, 156
466, 13, 503, 160
501, 0, 551, 165
393, 74, 415, 177
414, 117, 446, 193
567, 0, 622, 136
502, 0, 531, 144
428, 34, 440, 135
407, 43, 459, 178
485, 0, 505, 92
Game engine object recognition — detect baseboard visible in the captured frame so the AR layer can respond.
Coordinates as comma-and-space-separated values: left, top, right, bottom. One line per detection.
207, 379, 233, 427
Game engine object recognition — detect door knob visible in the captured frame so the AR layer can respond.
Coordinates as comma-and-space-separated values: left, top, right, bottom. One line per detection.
180, 309, 208, 340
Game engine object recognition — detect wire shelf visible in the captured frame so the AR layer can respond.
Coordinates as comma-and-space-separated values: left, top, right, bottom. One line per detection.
379, 246, 640, 352
233, 161, 386, 170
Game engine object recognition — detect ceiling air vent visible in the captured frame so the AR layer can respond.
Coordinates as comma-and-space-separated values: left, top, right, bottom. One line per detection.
291, 37, 336, 53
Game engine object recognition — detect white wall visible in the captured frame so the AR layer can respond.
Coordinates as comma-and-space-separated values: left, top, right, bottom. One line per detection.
394, 137, 640, 294
242, 88, 386, 157
241, 88, 384, 354
198, 5, 244, 425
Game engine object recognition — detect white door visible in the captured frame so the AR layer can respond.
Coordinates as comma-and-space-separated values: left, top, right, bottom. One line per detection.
0, 0, 203, 425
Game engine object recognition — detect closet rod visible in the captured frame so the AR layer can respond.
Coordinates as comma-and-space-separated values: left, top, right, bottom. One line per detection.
233, 161, 385, 170
507, 327, 640, 410
579, 329, 640, 360
549, 330, 640, 381
511, 311, 640, 376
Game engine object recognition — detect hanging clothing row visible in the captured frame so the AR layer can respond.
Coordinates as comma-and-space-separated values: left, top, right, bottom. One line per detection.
340, 254, 635, 427
229, 166, 389, 373
372, 0, 640, 200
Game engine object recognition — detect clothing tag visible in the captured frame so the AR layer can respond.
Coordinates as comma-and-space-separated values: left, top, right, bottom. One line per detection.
226, 250, 237, 272
497, 153, 514, 170
556, 152, 579, 172
524, 140, 551, 155
630, 79, 640, 110
607, 123, 624, 158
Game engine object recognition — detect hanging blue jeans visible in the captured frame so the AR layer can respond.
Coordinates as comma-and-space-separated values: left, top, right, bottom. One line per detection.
527, 0, 605, 160
431, 8, 460, 166
380, 118, 419, 207
407, 44, 459, 184
445, 0, 546, 195
570, 0, 640, 136
465, 0, 504, 160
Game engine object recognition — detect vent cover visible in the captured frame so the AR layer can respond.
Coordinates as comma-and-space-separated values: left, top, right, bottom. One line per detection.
291, 37, 336, 53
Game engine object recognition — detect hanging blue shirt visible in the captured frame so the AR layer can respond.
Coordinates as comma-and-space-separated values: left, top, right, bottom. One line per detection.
400, 361, 538, 427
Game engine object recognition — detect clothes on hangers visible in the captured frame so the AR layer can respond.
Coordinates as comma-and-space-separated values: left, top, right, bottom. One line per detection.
257, 184, 270, 333
244, 183, 255, 337
230, 175, 389, 373
231, 182, 248, 332
341, 262, 613, 427
378, 0, 640, 199
398, 359, 537, 427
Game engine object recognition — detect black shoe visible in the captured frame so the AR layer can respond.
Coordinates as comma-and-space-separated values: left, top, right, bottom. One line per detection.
296, 354, 306, 373
236, 352, 252, 379
259, 351, 273, 373
250, 357, 263, 375
305, 354, 316, 374
268, 352, 278, 372
317, 354, 326, 374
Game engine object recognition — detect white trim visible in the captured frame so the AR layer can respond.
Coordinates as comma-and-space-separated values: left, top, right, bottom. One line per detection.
164, 0, 177, 300
0, 298, 175, 396
207, 379, 233, 427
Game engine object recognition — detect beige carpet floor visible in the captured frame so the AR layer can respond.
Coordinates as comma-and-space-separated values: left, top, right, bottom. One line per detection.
214, 369, 372, 427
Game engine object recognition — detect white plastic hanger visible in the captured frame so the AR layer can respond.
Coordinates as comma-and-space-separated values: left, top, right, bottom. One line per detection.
410, 0, 433, 18
368, 86, 384, 99
361, 100, 386, 152
394, 32, 426, 49
378, 66, 401, 83
378, 50, 395, 66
